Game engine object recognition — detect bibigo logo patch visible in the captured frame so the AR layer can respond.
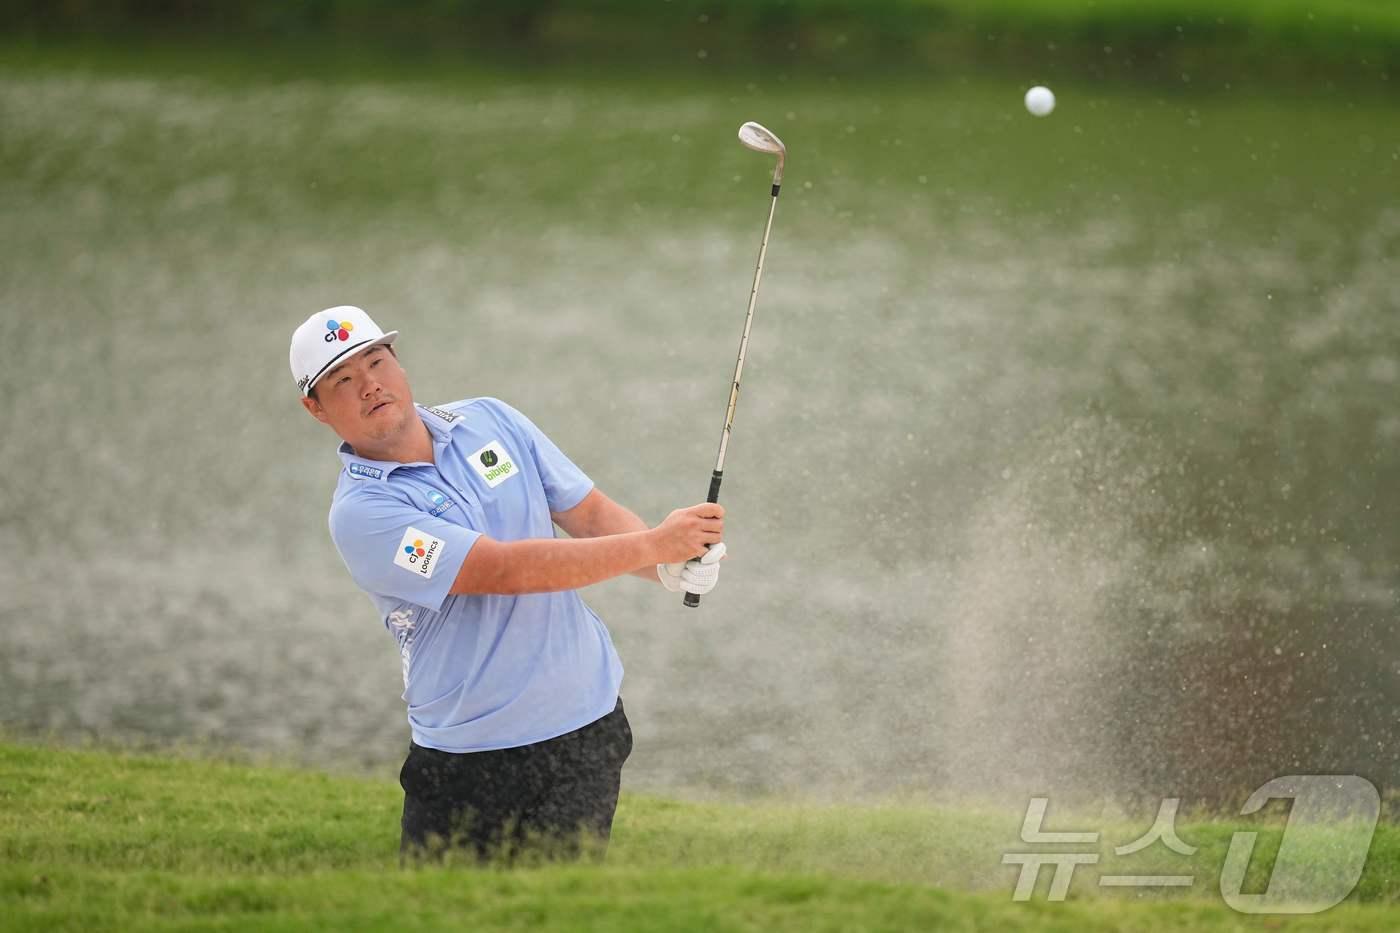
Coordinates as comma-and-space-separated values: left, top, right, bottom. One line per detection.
394, 527, 445, 579
469, 440, 517, 488
324, 318, 355, 343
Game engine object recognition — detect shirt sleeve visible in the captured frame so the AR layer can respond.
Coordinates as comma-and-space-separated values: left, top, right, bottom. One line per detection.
488, 399, 594, 513
329, 491, 480, 612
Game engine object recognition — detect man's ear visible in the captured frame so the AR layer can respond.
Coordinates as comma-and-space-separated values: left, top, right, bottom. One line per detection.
301, 394, 330, 425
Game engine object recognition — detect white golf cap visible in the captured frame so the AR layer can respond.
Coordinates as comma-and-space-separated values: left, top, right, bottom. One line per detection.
289, 305, 399, 396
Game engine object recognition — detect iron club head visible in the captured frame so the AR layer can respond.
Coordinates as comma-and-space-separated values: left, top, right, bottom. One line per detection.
738, 121, 786, 186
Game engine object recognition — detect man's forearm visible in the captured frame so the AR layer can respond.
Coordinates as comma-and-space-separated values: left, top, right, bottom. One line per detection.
556, 490, 665, 582
452, 531, 660, 596
574, 498, 648, 538
588, 503, 668, 581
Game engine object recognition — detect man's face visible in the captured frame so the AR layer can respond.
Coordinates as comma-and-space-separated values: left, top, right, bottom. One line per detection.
301, 346, 416, 452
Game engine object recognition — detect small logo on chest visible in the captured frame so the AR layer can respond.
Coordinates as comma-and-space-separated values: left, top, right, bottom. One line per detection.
425, 488, 455, 516
469, 440, 517, 488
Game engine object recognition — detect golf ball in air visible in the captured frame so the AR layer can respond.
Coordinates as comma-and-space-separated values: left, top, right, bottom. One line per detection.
1024, 86, 1056, 117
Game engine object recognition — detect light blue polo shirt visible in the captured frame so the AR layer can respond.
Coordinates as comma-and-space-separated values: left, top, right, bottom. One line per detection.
326, 397, 624, 753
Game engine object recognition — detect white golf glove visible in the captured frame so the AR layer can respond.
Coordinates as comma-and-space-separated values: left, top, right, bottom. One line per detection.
658, 542, 727, 596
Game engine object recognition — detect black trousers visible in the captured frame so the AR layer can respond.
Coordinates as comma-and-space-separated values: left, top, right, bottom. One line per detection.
399, 698, 632, 863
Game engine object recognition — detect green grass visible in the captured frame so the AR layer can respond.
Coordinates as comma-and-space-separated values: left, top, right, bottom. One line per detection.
3, 740, 1398, 930
8, 0, 1400, 83
636, 0, 1400, 47
757, 0, 1400, 34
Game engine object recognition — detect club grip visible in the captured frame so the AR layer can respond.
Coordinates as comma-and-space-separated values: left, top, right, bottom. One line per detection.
683, 470, 724, 608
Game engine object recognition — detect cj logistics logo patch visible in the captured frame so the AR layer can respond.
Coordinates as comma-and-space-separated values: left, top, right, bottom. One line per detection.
469, 441, 516, 488
394, 527, 445, 579
324, 318, 355, 343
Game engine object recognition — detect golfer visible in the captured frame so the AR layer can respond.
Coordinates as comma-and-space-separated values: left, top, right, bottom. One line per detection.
290, 305, 726, 861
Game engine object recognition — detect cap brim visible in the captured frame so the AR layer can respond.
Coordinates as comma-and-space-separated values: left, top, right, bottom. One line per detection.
303, 330, 399, 396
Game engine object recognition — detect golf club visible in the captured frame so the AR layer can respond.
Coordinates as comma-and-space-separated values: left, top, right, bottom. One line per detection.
685, 121, 786, 608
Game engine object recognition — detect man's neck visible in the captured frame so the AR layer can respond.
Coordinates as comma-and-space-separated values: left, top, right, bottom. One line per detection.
352, 412, 435, 465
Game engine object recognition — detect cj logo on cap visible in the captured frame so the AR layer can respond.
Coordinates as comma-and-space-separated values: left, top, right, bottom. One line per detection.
325, 319, 355, 343
395, 527, 444, 579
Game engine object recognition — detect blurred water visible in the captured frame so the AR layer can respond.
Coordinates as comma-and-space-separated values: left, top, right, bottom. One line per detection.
2, 56, 1397, 802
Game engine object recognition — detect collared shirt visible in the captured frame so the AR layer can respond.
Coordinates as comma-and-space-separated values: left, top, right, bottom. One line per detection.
327, 397, 623, 752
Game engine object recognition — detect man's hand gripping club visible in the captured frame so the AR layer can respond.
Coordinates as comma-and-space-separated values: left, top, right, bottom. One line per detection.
653, 503, 727, 597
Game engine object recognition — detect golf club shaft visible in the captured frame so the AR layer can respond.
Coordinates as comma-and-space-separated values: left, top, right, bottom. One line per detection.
685, 185, 780, 608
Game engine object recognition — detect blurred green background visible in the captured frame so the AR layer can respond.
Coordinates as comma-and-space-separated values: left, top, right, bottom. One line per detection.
1, 2, 1397, 805
6, 0, 1400, 81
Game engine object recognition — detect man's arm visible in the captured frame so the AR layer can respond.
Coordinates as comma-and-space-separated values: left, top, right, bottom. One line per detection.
448, 500, 723, 596
552, 488, 661, 582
